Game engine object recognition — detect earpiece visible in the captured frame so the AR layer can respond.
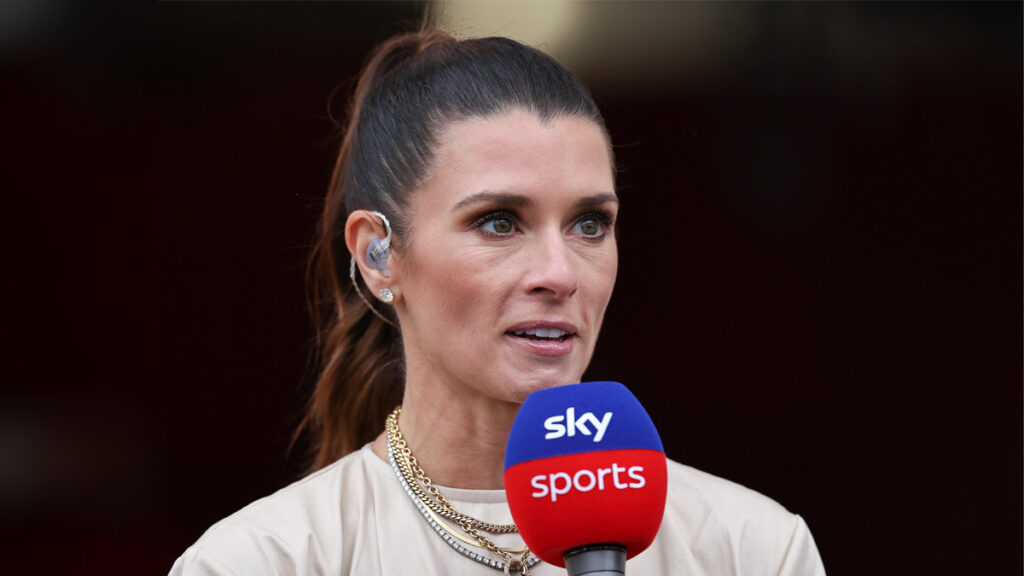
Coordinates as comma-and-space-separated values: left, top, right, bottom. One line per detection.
348, 209, 397, 325
366, 237, 390, 277
364, 211, 392, 278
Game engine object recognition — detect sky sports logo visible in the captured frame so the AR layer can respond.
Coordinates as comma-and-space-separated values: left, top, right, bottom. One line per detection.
530, 463, 647, 502
543, 408, 613, 442
535, 407, 647, 502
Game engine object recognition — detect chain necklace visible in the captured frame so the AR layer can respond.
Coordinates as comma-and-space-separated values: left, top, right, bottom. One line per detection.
385, 407, 540, 574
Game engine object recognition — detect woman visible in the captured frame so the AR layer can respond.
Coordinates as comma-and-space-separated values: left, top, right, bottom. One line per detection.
171, 26, 825, 575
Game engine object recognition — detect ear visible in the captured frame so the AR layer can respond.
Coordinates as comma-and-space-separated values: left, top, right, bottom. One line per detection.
345, 210, 400, 302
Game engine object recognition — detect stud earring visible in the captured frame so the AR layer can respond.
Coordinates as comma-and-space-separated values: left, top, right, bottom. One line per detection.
378, 288, 394, 303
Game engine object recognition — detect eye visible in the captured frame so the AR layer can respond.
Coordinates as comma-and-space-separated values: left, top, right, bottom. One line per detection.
574, 218, 603, 237
485, 218, 515, 234
572, 211, 615, 239
476, 211, 519, 236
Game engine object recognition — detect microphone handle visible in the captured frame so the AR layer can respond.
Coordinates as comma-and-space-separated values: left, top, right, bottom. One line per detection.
563, 544, 627, 576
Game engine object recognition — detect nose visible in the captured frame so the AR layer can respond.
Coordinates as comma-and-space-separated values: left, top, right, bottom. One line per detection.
522, 228, 579, 299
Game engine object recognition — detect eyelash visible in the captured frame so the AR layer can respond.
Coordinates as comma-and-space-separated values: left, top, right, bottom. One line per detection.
473, 209, 616, 239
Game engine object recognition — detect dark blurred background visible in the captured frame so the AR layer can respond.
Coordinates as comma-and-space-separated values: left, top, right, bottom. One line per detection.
2, 1, 1020, 574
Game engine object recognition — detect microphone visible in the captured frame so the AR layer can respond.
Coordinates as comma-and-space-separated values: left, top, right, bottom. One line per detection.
504, 381, 667, 575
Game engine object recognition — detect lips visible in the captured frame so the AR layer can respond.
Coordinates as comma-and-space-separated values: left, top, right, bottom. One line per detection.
505, 322, 578, 356
511, 327, 571, 341
506, 321, 578, 339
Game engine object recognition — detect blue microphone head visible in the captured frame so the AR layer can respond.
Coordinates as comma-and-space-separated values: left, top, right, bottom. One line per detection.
505, 381, 664, 470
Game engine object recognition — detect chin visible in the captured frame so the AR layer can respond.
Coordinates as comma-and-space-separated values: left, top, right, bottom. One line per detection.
507, 373, 580, 404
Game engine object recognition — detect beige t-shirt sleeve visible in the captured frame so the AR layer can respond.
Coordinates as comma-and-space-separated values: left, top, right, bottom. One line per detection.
170, 547, 240, 576
778, 515, 826, 576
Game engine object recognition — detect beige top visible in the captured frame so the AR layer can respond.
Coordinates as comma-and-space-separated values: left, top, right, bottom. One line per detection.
170, 444, 825, 575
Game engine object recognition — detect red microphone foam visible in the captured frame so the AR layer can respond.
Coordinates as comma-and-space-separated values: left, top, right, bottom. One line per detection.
504, 448, 667, 566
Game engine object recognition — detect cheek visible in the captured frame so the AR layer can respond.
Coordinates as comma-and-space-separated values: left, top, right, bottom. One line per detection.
405, 245, 510, 332
585, 246, 619, 306
602, 248, 619, 289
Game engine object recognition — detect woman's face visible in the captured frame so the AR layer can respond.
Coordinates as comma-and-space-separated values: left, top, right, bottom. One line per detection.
390, 110, 618, 405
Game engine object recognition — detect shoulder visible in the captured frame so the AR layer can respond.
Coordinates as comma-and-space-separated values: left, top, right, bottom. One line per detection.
665, 459, 794, 531
169, 446, 378, 576
647, 460, 825, 575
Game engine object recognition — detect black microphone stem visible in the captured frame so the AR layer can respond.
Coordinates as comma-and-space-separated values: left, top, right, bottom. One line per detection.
563, 544, 627, 576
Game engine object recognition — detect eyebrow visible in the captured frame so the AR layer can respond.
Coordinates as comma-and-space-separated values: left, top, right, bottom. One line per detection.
573, 193, 620, 210
452, 191, 619, 212
453, 191, 530, 211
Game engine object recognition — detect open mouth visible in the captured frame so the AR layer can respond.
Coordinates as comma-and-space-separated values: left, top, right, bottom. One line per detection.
509, 328, 574, 342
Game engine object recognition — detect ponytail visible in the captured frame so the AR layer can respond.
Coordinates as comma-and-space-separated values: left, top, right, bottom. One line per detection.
296, 26, 455, 471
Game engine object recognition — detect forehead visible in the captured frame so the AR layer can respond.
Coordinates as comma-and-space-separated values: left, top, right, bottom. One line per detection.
415, 110, 615, 208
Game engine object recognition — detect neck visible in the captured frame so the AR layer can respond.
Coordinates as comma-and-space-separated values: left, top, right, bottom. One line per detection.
372, 383, 520, 490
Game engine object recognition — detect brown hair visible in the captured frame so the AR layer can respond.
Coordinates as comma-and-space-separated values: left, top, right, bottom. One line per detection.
296, 24, 611, 471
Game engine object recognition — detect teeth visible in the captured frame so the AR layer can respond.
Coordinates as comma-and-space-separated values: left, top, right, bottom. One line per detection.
513, 328, 568, 339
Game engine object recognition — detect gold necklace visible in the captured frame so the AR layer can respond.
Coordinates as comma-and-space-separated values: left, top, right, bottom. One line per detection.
387, 408, 516, 533
385, 407, 539, 574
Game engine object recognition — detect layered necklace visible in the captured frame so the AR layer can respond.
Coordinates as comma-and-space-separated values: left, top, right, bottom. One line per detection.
385, 407, 540, 574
